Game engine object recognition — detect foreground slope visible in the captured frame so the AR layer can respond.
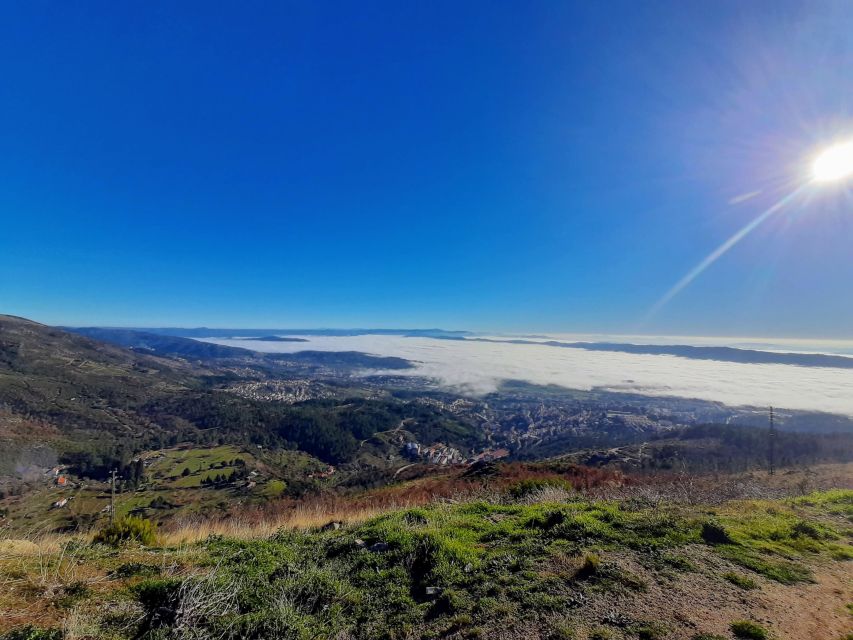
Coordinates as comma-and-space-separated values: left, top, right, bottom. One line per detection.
1, 485, 850, 640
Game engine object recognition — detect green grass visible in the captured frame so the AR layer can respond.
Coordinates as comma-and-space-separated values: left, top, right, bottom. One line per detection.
702, 494, 853, 583
716, 545, 812, 584
723, 571, 758, 590
129, 493, 850, 637
791, 489, 853, 518
1, 489, 850, 640
146, 445, 249, 479
730, 620, 769, 639
263, 479, 287, 497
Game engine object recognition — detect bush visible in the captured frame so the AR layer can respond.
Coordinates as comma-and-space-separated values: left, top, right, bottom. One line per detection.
701, 520, 734, 545
791, 520, 825, 540
132, 578, 184, 628
575, 553, 601, 579
528, 509, 566, 530
93, 516, 157, 546
730, 620, 769, 639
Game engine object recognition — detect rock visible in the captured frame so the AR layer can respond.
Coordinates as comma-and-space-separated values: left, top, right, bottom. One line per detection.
368, 542, 389, 553
354, 538, 367, 549
321, 521, 342, 531
425, 586, 442, 596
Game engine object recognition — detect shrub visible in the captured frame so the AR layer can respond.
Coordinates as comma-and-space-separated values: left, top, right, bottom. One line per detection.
528, 509, 566, 530
701, 520, 734, 545
575, 552, 601, 579
93, 516, 157, 546
791, 520, 825, 540
730, 620, 769, 639
132, 578, 184, 628
723, 572, 757, 590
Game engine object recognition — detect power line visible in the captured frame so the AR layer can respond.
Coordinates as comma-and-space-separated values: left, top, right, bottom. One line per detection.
768, 406, 776, 476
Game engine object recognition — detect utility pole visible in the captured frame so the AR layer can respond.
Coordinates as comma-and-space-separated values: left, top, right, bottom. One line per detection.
768, 407, 776, 476
110, 469, 117, 524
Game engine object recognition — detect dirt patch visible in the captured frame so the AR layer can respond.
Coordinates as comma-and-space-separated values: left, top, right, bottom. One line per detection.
478, 545, 851, 639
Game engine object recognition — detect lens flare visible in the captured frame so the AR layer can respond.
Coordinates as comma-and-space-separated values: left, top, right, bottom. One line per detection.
645, 185, 807, 321
812, 140, 853, 182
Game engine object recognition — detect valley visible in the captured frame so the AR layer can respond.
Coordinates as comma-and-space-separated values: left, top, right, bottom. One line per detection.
1, 315, 852, 639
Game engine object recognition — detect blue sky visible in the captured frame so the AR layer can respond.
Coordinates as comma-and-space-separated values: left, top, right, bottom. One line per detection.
2, 1, 851, 336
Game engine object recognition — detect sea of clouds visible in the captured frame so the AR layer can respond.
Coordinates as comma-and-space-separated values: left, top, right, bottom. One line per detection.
202, 335, 853, 416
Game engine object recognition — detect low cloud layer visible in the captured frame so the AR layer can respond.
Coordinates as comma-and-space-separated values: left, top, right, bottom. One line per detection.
204, 335, 853, 416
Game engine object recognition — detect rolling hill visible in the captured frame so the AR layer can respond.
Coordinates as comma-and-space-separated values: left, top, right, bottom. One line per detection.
0, 315, 473, 483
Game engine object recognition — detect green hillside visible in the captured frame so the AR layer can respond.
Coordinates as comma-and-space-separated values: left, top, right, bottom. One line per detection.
1, 487, 850, 639
0, 316, 479, 484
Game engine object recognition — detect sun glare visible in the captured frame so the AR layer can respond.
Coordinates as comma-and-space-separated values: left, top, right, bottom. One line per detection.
812, 140, 853, 182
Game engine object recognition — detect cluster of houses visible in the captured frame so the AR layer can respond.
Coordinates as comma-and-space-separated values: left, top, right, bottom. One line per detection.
403, 442, 464, 465
307, 465, 336, 479
402, 441, 511, 467
469, 448, 510, 464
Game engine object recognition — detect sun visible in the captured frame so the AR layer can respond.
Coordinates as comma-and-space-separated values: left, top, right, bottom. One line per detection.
812, 140, 853, 182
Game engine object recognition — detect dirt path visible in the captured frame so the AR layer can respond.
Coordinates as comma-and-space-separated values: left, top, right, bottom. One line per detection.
759, 560, 852, 639
612, 547, 853, 640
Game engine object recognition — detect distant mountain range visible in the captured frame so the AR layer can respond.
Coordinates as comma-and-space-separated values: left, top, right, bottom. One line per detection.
68, 327, 257, 359
64, 324, 853, 370
468, 337, 853, 369
63, 326, 413, 369
99, 327, 472, 339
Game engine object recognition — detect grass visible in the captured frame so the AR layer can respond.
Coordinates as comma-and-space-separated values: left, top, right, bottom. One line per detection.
723, 571, 758, 590
730, 620, 769, 639
0, 489, 849, 639
696, 491, 853, 584
145, 445, 249, 481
